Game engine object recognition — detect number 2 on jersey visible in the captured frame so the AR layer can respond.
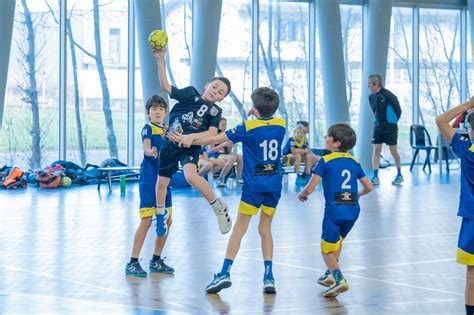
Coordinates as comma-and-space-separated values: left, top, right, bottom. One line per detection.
260, 139, 279, 161
341, 169, 351, 189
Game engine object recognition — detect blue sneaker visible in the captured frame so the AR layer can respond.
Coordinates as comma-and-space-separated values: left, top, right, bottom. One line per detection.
125, 261, 147, 277
371, 177, 380, 185
155, 209, 169, 237
205, 273, 232, 293
323, 278, 349, 298
263, 276, 276, 294
392, 175, 404, 186
150, 257, 174, 274
295, 175, 306, 185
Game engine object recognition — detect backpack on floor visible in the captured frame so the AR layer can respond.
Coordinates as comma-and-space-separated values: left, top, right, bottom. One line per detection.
37, 170, 62, 189
1, 166, 27, 189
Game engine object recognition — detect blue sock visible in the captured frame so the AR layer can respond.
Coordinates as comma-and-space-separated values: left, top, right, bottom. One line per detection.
220, 258, 233, 276
373, 169, 379, 178
332, 269, 343, 282
397, 168, 402, 176
264, 260, 273, 279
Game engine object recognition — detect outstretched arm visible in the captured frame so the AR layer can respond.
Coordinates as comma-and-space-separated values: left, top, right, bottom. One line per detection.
298, 174, 320, 202
153, 48, 172, 95
436, 97, 474, 143
358, 176, 373, 197
168, 129, 230, 147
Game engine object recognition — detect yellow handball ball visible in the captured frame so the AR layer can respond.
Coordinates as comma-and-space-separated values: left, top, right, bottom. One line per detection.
61, 176, 72, 188
148, 29, 168, 50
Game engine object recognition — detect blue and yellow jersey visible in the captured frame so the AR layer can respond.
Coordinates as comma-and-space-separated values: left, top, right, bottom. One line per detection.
313, 152, 366, 220
226, 117, 286, 193
140, 122, 166, 185
451, 133, 474, 219
282, 136, 308, 155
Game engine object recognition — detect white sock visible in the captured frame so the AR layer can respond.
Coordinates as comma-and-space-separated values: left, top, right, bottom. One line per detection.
157, 204, 166, 215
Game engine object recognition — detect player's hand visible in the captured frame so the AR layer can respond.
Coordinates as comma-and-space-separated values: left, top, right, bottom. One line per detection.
298, 192, 308, 202
179, 135, 195, 148
152, 48, 166, 60
151, 147, 159, 158
247, 108, 255, 117
167, 131, 183, 144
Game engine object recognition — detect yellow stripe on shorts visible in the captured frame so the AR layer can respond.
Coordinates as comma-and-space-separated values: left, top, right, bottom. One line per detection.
261, 205, 276, 216
140, 207, 156, 218
238, 201, 259, 215
457, 247, 474, 265
321, 237, 343, 254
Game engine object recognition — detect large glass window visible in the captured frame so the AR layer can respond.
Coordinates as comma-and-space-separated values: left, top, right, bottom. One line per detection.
340, 4, 363, 128
419, 9, 461, 137
1, 1, 60, 169
258, 1, 309, 135
216, 1, 252, 129
387, 7, 413, 162
66, 0, 128, 166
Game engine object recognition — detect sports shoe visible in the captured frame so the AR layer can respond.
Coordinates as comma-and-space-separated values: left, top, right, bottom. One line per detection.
155, 209, 169, 237
295, 175, 306, 185
323, 278, 349, 298
237, 178, 244, 185
149, 257, 174, 274
391, 175, 404, 186
213, 199, 232, 234
317, 272, 335, 287
263, 276, 276, 294
205, 273, 232, 293
371, 177, 380, 185
217, 180, 226, 187
125, 261, 147, 277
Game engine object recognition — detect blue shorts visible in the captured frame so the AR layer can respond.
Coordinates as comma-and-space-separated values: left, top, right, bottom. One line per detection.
139, 183, 172, 218
457, 217, 474, 265
238, 190, 281, 216
321, 217, 356, 254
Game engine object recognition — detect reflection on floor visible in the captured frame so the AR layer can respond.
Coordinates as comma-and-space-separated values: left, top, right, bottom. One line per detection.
0, 167, 465, 314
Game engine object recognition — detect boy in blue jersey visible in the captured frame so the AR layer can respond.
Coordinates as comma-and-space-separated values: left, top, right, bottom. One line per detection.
298, 123, 373, 298
282, 124, 318, 184
171, 87, 285, 294
125, 95, 174, 277
153, 47, 232, 236
436, 98, 474, 315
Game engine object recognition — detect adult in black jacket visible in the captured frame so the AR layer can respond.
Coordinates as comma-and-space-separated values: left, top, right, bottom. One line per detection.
368, 73, 403, 186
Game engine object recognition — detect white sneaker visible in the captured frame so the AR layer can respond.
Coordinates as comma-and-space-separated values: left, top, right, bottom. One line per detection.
212, 199, 232, 234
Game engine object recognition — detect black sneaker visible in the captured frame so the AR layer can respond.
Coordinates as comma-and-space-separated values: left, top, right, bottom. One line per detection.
149, 257, 174, 274
125, 261, 147, 277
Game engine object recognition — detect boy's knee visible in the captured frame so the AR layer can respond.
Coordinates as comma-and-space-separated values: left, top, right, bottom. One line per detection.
140, 217, 153, 229
258, 222, 271, 236
295, 154, 302, 162
467, 266, 474, 279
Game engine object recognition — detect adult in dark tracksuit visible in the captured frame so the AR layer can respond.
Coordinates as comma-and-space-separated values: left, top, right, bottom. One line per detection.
368, 73, 403, 186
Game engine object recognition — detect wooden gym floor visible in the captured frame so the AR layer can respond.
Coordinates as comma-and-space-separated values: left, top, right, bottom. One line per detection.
0, 166, 466, 314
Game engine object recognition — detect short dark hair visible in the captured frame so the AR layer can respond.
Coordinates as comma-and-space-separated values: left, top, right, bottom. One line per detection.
467, 112, 474, 129
368, 73, 384, 87
296, 120, 309, 128
327, 123, 357, 151
146, 95, 168, 113
251, 87, 279, 118
211, 77, 232, 96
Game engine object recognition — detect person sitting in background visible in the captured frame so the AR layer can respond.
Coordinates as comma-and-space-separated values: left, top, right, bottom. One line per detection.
282, 124, 318, 185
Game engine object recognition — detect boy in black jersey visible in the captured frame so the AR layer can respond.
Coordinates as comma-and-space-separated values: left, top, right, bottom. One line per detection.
152, 47, 232, 236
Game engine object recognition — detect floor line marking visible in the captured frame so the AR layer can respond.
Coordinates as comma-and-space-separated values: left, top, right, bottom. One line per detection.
237, 255, 464, 297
